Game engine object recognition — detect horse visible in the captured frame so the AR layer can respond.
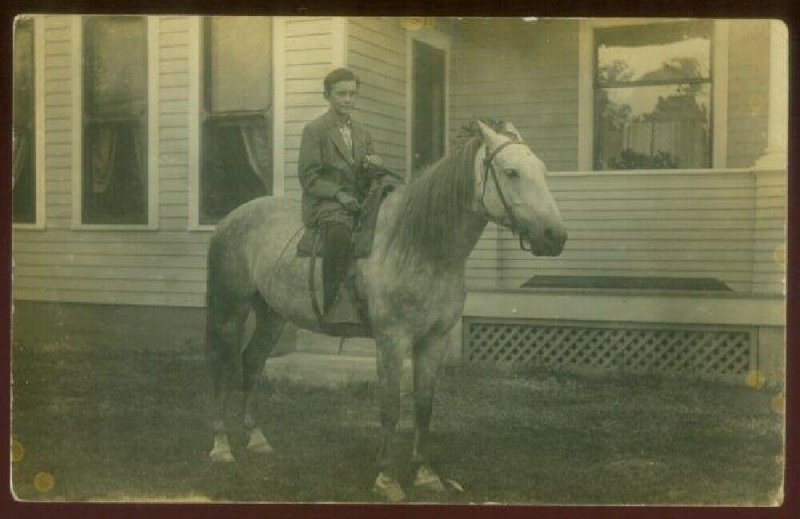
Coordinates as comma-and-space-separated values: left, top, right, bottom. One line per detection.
204, 119, 567, 501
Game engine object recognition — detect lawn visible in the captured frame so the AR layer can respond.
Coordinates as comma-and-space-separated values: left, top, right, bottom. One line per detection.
10, 335, 784, 505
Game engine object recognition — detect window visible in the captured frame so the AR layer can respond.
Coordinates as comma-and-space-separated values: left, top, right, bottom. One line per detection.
594, 21, 713, 170
13, 17, 36, 223
200, 17, 272, 225
82, 16, 148, 224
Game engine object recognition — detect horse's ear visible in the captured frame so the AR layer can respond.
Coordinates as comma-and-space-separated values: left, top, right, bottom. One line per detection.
502, 121, 524, 142
476, 120, 505, 152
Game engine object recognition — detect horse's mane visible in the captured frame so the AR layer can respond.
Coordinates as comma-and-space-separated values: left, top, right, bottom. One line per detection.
386, 119, 510, 265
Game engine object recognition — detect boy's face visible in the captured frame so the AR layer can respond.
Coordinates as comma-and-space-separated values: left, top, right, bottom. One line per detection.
326, 80, 359, 117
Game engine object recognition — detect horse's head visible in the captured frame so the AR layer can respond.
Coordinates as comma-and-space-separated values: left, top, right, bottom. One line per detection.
474, 120, 567, 256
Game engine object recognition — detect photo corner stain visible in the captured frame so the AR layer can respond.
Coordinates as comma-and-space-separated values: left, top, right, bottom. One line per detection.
34, 472, 55, 493
11, 440, 25, 463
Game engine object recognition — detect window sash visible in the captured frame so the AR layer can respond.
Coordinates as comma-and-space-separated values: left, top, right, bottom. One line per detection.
203, 17, 271, 115
594, 83, 712, 170
81, 16, 149, 225
198, 16, 273, 225
84, 16, 147, 117
595, 21, 712, 87
592, 22, 714, 171
13, 19, 35, 131
598, 77, 712, 89
13, 17, 36, 223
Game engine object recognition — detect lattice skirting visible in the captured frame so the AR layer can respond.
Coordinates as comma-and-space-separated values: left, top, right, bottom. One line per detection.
464, 318, 756, 380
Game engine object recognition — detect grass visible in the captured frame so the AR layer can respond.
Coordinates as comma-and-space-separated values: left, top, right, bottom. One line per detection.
10, 336, 784, 504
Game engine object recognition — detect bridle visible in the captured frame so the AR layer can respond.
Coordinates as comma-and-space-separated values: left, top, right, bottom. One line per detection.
478, 139, 534, 252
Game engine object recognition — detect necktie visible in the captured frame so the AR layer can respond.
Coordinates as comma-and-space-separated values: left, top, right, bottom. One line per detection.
339, 121, 353, 159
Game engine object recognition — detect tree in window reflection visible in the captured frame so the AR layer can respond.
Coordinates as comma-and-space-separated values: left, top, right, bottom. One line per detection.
597, 57, 710, 170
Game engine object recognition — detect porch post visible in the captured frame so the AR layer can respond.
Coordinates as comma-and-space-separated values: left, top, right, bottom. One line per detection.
754, 21, 788, 169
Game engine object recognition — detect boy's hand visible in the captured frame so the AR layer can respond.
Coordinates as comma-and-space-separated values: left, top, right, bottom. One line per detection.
336, 191, 361, 213
364, 154, 383, 169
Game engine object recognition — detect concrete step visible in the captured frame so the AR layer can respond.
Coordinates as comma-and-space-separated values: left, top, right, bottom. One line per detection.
294, 329, 376, 357
264, 351, 412, 389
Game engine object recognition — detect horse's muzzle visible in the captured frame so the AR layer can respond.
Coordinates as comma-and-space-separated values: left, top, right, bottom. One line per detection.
520, 226, 567, 257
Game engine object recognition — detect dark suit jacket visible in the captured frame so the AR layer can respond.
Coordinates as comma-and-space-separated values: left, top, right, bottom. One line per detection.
298, 109, 375, 228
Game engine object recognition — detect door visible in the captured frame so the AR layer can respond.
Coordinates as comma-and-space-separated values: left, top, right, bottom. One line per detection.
411, 39, 446, 174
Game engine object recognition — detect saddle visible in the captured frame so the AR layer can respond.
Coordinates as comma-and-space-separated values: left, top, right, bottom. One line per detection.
296, 180, 397, 338
300, 227, 372, 338
296, 181, 393, 258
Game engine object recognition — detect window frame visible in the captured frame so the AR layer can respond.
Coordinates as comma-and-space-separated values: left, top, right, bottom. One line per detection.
12, 15, 46, 230
188, 16, 278, 231
577, 19, 728, 172
71, 15, 159, 231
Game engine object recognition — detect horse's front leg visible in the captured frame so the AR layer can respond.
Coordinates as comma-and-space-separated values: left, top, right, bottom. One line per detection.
373, 331, 409, 502
411, 331, 449, 493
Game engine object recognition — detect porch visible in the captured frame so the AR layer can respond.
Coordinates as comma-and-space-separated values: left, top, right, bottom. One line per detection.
455, 164, 786, 387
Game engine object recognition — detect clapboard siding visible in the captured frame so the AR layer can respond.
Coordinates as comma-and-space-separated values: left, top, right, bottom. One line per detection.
42, 16, 73, 231
282, 17, 333, 200
752, 170, 787, 294
483, 169, 786, 295
452, 19, 579, 289
13, 16, 209, 307
726, 20, 770, 168
347, 18, 407, 173
450, 19, 579, 173
157, 17, 190, 232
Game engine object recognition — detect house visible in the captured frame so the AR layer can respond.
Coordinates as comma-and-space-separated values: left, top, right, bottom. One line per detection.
11, 16, 787, 385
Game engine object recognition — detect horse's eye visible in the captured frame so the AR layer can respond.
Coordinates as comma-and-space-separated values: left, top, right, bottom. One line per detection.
504, 169, 519, 179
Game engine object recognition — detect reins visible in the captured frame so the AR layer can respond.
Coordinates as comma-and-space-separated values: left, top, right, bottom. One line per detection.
267, 223, 306, 299
308, 229, 324, 324
480, 140, 534, 252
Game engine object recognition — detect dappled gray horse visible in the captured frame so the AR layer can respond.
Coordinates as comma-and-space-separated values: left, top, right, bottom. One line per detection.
205, 120, 567, 501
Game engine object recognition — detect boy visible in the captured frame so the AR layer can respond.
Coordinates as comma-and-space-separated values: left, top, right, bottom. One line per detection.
297, 68, 383, 318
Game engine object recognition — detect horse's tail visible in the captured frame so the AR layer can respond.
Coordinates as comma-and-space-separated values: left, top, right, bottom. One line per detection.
204, 232, 237, 380
205, 233, 219, 341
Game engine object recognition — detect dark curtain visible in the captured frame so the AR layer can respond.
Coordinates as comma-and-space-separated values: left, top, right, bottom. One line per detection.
84, 119, 146, 223
200, 112, 271, 224
12, 130, 30, 190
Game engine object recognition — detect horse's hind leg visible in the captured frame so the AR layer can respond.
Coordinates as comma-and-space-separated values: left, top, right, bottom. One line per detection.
411, 332, 449, 493
242, 295, 285, 454
206, 297, 249, 463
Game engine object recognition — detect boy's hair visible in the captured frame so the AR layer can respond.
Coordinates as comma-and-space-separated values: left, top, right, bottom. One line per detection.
323, 68, 360, 97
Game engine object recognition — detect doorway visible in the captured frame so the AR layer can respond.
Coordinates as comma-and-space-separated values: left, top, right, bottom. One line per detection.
411, 39, 446, 174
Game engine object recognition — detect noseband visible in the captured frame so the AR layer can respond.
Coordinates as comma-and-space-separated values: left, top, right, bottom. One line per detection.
479, 139, 534, 252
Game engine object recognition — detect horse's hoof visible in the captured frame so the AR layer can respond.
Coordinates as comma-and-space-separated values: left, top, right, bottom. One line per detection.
209, 447, 235, 463
373, 472, 406, 502
246, 429, 274, 454
413, 464, 446, 493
